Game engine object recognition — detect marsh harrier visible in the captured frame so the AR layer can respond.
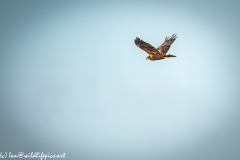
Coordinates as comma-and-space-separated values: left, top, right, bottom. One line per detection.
134, 34, 177, 60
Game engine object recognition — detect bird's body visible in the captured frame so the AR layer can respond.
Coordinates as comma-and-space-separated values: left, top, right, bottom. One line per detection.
134, 34, 177, 61
148, 53, 176, 61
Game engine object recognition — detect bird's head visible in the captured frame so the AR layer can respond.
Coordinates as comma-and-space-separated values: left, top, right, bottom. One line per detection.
146, 56, 150, 60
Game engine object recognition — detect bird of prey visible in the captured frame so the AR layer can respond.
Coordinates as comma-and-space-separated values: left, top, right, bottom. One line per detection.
134, 33, 177, 60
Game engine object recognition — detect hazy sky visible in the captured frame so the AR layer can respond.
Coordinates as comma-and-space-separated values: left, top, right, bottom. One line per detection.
0, 0, 240, 160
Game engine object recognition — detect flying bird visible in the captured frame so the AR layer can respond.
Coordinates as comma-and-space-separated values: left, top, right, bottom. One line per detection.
134, 34, 177, 60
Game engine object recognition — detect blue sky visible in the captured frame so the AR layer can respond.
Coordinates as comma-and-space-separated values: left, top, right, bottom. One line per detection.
0, 0, 240, 159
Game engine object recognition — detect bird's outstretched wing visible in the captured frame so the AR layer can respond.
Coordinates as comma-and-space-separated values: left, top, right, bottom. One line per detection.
135, 37, 160, 55
157, 34, 177, 55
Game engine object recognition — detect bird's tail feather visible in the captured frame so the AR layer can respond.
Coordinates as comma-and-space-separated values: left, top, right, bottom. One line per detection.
166, 54, 176, 57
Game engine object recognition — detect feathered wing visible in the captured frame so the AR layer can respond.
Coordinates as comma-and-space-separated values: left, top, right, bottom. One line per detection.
157, 34, 177, 55
134, 37, 160, 55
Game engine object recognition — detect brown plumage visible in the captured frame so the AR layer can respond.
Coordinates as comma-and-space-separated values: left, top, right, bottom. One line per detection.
134, 33, 177, 60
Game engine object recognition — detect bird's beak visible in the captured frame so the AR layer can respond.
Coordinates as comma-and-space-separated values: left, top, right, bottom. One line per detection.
146, 57, 148, 60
